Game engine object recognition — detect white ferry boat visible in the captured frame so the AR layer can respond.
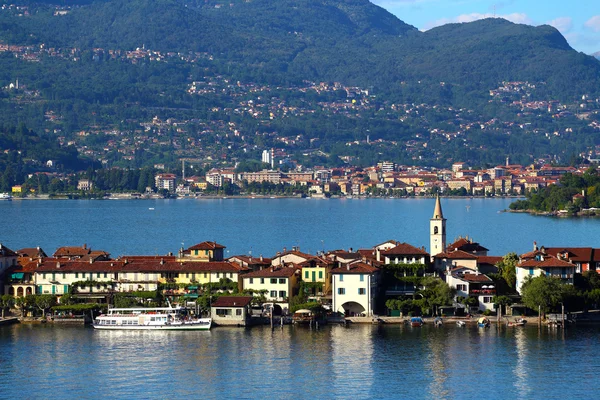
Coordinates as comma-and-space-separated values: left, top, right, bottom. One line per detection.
0, 193, 12, 200
93, 305, 211, 331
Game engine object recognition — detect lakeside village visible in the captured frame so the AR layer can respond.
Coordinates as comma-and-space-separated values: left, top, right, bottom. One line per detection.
5, 156, 598, 205
2, 199, 600, 328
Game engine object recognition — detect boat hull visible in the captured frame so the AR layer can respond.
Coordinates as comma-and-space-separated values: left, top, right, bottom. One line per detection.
93, 323, 211, 331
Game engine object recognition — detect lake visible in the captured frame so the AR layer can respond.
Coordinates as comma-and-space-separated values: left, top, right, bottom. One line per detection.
1, 322, 599, 399
1, 197, 599, 258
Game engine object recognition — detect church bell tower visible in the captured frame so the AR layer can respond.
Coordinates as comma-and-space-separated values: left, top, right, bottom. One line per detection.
430, 195, 446, 257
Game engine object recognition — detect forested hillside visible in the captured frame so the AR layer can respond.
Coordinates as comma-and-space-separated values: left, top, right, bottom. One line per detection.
0, 0, 598, 175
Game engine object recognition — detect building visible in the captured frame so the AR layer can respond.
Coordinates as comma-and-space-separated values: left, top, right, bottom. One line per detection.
445, 267, 496, 312
77, 179, 93, 191
241, 266, 300, 313
331, 262, 379, 317
430, 195, 446, 259
179, 241, 226, 262
381, 243, 429, 265
261, 149, 274, 168
515, 249, 576, 294
210, 296, 254, 326
155, 173, 176, 192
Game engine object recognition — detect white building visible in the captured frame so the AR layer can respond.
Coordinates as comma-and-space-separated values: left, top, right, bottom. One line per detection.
262, 149, 274, 168
331, 262, 379, 317
155, 173, 176, 192
430, 195, 447, 259
515, 253, 576, 294
445, 267, 496, 312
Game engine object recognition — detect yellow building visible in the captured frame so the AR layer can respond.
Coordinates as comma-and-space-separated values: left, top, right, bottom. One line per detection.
11, 185, 22, 193
179, 241, 225, 262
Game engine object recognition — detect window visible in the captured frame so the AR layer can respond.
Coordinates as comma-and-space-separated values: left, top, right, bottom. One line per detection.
270, 290, 277, 298
204, 273, 208, 278
483, 297, 492, 304
318, 271, 323, 279
279, 290, 286, 298
338, 288, 345, 295
305, 271, 309, 279
260, 278, 265, 284
270, 278, 277, 284
186, 273, 189, 278
358, 288, 366, 295
75, 273, 79, 279
249, 278, 254, 284
104, 273, 107, 278
43, 273, 46, 279
529, 268, 534, 275
457, 284, 467, 291
216, 273, 220, 278
279, 278, 285, 284
97, 273, 100, 278
216, 309, 232, 316
360, 274, 364, 282
236, 309, 242, 316
339, 274, 344, 282
62, 273, 66, 279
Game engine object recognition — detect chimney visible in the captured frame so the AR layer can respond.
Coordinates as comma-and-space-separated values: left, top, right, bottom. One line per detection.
160, 258, 164, 265
89, 258, 93, 264
260, 255, 263, 262
83, 243, 87, 249
533, 241, 538, 251
346, 264, 350, 271
56, 262, 60, 269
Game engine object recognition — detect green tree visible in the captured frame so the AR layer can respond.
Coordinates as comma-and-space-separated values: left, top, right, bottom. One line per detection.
418, 276, 456, 316
0, 294, 14, 318
35, 294, 57, 318
521, 275, 568, 316
497, 252, 518, 290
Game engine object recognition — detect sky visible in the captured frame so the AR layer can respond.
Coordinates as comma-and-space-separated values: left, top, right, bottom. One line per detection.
371, 0, 600, 55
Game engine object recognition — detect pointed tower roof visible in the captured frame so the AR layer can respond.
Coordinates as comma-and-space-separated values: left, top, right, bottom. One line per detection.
432, 195, 444, 220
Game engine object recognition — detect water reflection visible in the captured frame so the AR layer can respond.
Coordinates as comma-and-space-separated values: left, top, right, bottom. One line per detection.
3, 323, 600, 399
331, 324, 374, 398
513, 327, 530, 399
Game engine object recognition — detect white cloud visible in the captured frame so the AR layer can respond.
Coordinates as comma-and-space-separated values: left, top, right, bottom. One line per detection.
546, 17, 572, 34
584, 15, 600, 32
424, 12, 532, 30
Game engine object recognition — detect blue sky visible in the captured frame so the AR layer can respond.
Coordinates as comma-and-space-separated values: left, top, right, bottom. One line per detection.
371, 0, 600, 54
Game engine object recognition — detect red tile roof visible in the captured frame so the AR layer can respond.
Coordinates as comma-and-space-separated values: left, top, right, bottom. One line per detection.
187, 241, 226, 251
434, 250, 478, 260
382, 242, 429, 256
331, 262, 379, 274
243, 266, 299, 278
518, 258, 576, 269
17, 247, 47, 259
53, 246, 92, 258
544, 247, 593, 263
477, 256, 503, 265
0, 244, 17, 257
211, 296, 253, 308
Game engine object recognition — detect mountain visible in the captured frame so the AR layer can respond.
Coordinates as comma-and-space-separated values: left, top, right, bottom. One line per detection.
2, 0, 598, 98
0, 0, 599, 173
593, 51, 600, 61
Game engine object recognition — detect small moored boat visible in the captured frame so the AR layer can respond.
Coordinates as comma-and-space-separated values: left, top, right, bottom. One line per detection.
478, 317, 490, 328
410, 317, 424, 327
456, 320, 466, 327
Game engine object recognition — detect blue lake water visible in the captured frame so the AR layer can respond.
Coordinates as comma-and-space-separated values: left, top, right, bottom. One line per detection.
1, 323, 599, 399
2, 198, 600, 398
1, 197, 599, 258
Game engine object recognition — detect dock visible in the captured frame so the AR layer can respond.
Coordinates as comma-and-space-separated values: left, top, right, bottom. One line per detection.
0, 317, 19, 326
